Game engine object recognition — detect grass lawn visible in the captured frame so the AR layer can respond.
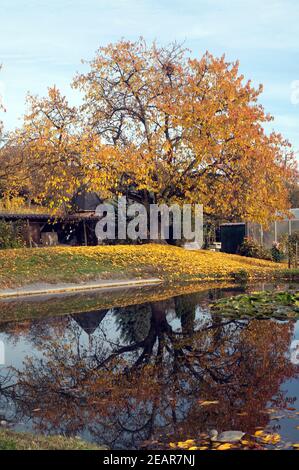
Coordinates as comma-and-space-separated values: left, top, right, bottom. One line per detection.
0, 244, 290, 289
0, 428, 104, 450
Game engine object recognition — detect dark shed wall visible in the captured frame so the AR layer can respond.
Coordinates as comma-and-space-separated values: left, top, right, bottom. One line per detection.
220, 223, 246, 254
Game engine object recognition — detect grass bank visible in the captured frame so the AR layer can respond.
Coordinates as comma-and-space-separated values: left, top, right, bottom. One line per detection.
0, 428, 104, 450
0, 244, 291, 290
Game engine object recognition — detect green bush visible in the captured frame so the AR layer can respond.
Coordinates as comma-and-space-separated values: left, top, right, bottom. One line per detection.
0, 220, 25, 249
238, 237, 271, 260
271, 242, 284, 263
280, 231, 299, 267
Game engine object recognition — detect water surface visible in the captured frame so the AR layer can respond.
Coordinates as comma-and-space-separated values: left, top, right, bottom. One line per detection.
0, 282, 298, 449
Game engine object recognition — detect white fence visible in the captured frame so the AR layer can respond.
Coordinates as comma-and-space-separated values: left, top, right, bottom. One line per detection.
247, 209, 299, 249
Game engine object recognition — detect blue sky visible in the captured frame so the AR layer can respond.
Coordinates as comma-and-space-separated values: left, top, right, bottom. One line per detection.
1, 0, 299, 151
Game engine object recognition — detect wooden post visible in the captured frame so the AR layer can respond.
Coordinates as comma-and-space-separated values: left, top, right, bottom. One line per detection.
27, 219, 32, 248
83, 220, 88, 246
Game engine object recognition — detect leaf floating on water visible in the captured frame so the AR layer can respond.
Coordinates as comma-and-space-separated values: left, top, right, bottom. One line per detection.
240, 439, 250, 445
217, 443, 234, 450
199, 400, 219, 406
254, 431, 281, 444
176, 439, 196, 449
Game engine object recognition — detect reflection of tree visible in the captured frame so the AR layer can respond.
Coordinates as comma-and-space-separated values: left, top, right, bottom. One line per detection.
114, 304, 152, 344
175, 294, 198, 336
0, 294, 297, 449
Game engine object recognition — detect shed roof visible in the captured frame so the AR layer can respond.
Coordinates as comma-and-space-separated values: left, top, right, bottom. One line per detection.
0, 212, 100, 222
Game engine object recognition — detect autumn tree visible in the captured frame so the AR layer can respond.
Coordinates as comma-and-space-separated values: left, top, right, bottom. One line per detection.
11, 39, 296, 222
72, 39, 296, 223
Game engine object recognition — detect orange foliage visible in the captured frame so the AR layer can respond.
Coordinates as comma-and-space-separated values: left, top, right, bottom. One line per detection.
1, 40, 296, 222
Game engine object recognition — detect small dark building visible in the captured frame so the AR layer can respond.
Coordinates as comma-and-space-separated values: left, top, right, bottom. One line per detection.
220, 209, 299, 254
0, 212, 101, 247
0, 191, 103, 248
220, 223, 246, 254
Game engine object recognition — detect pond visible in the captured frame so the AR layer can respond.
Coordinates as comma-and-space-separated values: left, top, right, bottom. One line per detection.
0, 281, 298, 450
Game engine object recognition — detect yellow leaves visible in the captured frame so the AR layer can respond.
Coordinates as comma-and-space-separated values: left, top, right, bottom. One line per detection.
240, 439, 250, 446
254, 430, 280, 445
170, 440, 207, 451
262, 434, 280, 444
0, 244, 283, 290
216, 443, 233, 450
170, 439, 197, 450
177, 439, 195, 449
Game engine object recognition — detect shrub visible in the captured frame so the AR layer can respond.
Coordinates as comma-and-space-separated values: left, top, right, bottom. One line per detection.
0, 220, 25, 249
271, 242, 284, 263
238, 237, 271, 260
280, 231, 299, 267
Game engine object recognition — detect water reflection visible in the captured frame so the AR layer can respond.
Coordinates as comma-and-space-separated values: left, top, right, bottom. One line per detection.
0, 287, 298, 449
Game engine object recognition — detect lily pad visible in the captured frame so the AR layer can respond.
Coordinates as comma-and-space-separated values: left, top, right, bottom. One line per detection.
211, 290, 299, 320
